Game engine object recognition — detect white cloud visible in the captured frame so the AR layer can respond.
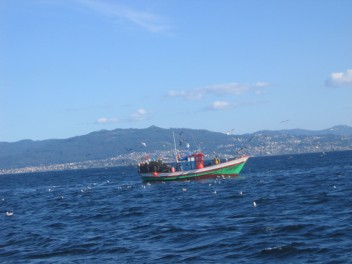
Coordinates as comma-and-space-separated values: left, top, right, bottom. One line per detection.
79, 0, 170, 33
96, 108, 150, 124
168, 82, 269, 100
211, 101, 230, 110
207, 83, 251, 95
96, 117, 118, 124
203, 99, 267, 111
168, 90, 204, 100
131, 108, 149, 121
207, 82, 269, 96
326, 69, 352, 87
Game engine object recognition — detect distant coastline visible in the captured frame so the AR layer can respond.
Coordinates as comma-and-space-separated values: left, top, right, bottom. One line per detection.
1, 150, 352, 176
1, 125, 352, 175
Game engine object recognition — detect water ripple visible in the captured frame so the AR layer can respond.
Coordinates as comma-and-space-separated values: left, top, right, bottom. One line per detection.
1, 151, 352, 263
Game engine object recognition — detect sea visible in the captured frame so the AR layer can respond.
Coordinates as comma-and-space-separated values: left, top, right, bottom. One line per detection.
1, 150, 352, 263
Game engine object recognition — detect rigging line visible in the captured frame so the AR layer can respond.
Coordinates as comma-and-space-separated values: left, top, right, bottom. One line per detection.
191, 133, 200, 152
236, 135, 256, 154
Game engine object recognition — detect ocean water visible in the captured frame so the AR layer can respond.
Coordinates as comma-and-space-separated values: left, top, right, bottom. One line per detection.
1, 151, 352, 263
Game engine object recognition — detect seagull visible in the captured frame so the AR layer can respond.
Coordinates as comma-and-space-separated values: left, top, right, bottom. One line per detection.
253, 201, 257, 207
6, 211, 13, 216
141, 142, 147, 147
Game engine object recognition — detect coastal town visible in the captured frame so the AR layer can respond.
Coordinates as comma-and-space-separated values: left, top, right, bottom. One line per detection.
1, 133, 351, 175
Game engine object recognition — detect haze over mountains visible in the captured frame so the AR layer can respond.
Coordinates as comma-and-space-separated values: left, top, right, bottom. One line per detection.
1, 125, 352, 173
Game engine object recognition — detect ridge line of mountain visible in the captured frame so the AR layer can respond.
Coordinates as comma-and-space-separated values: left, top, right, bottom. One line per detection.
0, 125, 351, 173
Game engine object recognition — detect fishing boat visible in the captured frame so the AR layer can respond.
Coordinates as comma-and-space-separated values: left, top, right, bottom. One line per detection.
138, 152, 249, 182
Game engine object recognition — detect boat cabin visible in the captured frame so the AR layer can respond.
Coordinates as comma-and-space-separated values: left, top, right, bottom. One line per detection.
192, 152, 205, 169
177, 152, 204, 171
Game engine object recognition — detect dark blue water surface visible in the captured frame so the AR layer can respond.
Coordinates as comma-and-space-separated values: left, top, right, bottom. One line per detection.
1, 151, 352, 263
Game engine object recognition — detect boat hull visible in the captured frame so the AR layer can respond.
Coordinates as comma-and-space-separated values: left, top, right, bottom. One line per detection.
139, 155, 249, 182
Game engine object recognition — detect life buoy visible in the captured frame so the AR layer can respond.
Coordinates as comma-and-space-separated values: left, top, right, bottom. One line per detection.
196, 163, 204, 169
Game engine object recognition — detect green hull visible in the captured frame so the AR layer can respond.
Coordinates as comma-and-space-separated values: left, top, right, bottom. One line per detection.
140, 156, 249, 182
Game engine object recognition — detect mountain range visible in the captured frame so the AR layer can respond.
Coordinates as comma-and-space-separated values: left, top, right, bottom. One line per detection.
1, 125, 352, 172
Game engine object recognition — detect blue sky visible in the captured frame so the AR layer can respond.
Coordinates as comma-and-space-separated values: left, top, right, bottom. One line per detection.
1, 0, 352, 142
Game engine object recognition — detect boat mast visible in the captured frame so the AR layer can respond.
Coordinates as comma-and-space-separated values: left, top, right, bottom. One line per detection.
172, 131, 178, 163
